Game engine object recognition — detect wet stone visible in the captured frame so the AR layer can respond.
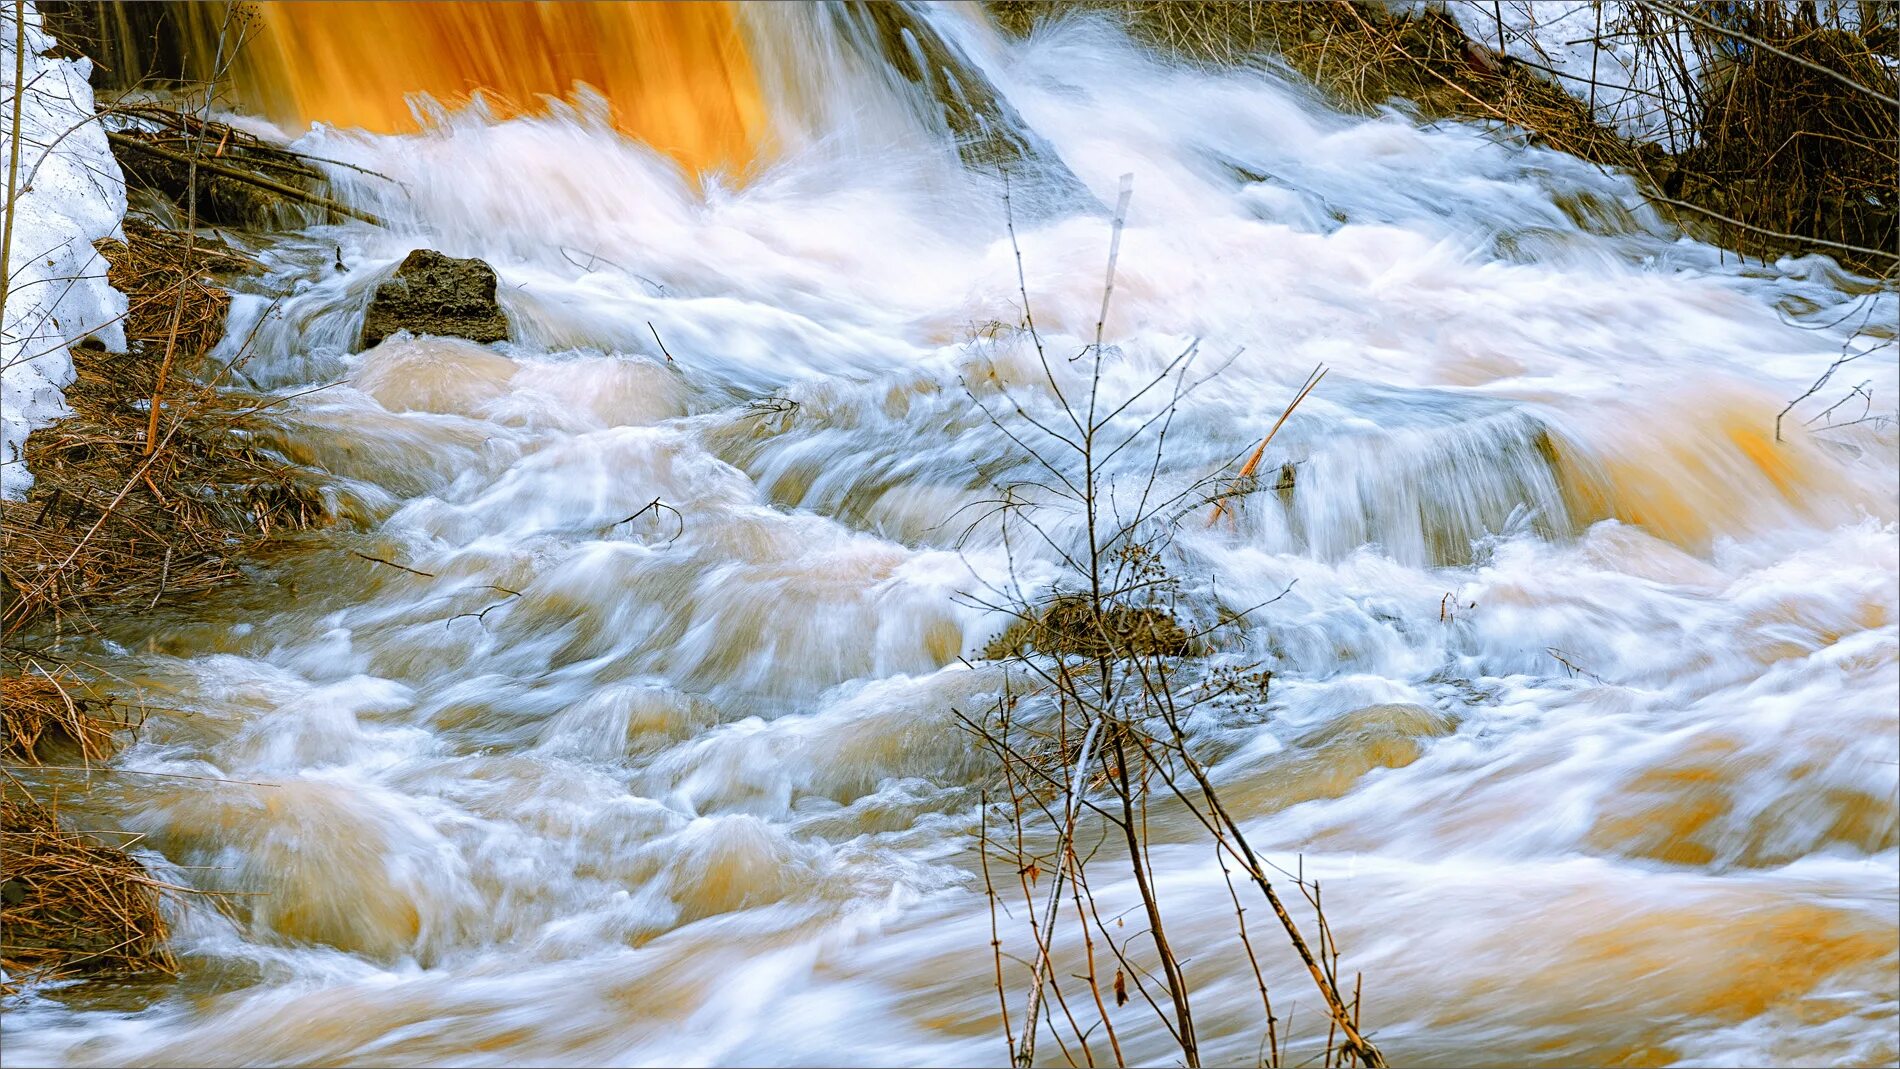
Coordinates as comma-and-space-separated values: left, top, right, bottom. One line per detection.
360, 249, 512, 350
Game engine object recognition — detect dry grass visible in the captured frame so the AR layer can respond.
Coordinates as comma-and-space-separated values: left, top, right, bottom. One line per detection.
983, 594, 1194, 660
0, 661, 135, 766
1677, 15, 1898, 266
0, 102, 338, 995
0, 222, 327, 639
99, 220, 245, 364
1, 783, 174, 990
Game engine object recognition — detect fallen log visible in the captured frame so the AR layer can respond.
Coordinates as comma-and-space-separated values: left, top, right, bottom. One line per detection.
107, 131, 385, 227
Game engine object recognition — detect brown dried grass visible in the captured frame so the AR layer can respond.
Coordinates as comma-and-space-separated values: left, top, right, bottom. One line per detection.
1680, 18, 1898, 266
0, 222, 327, 639
983, 594, 1193, 659
0, 208, 293, 997
0, 661, 135, 766
100, 220, 246, 363
1, 783, 174, 990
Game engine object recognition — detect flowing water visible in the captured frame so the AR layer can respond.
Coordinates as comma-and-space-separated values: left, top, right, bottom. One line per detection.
10, 3, 1900, 1066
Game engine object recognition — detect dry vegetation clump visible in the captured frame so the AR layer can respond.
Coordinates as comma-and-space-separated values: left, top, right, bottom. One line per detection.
0, 784, 174, 991
988, 0, 1897, 274
0, 660, 134, 766
100, 220, 241, 361
1678, 12, 1898, 264
983, 593, 1194, 659
0, 221, 327, 639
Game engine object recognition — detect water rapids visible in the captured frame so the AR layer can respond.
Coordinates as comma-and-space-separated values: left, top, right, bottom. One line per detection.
9, 4, 1897, 1066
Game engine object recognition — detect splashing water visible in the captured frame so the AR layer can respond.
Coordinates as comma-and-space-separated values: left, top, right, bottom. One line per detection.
11, 4, 1898, 1066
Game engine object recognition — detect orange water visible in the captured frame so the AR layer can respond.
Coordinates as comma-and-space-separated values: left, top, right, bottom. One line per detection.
233, 1, 767, 172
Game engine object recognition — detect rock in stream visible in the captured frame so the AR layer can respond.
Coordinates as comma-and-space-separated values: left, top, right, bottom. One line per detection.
360, 249, 512, 350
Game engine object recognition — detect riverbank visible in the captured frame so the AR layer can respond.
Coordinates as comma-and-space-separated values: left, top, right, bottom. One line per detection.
989, 0, 1898, 275
2, 2, 328, 990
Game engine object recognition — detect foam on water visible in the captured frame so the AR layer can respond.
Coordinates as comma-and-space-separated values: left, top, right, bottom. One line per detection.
8, 7, 1896, 1066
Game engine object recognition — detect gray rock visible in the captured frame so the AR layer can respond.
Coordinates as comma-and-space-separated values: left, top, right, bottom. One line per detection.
360, 250, 510, 350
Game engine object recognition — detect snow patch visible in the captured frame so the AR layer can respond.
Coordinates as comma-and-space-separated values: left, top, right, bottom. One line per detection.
1444, 0, 1706, 148
1, 3, 127, 500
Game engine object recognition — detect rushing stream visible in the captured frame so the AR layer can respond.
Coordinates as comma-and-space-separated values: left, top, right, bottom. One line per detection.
9, 4, 1899, 1066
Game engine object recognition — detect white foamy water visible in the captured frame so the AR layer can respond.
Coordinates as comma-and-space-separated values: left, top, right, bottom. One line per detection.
8, 7, 1897, 1067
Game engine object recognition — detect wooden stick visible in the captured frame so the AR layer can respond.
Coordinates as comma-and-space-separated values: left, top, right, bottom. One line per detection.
0, 2, 27, 334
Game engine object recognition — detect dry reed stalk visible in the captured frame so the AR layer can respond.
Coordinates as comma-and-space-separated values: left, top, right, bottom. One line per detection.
0, 1, 25, 334
1208, 365, 1326, 527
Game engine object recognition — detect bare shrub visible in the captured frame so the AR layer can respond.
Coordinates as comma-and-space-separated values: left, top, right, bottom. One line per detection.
958, 177, 1383, 1067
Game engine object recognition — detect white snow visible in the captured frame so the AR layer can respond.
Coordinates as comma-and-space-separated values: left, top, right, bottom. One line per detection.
1444, 0, 1708, 148
1, 2, 127, 500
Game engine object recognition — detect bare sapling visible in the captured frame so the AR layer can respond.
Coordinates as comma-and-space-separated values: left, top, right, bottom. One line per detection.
956, 173, 1385, 1068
